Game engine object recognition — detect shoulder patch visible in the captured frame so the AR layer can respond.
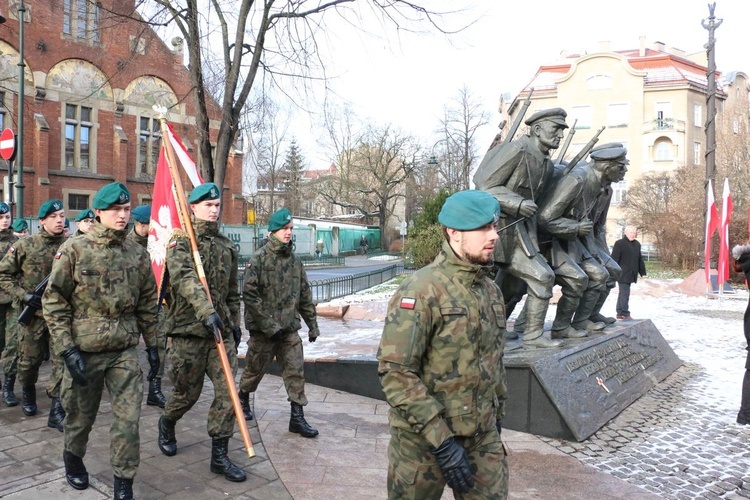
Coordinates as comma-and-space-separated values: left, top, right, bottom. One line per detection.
55, 251, 62, 259
245, 263, 252, 269
399, 297, 416, 310
169, 240, 178, 248
8, 246, 14, 254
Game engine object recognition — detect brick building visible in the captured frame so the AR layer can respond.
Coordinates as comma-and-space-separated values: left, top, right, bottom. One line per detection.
0, 0, 244, 222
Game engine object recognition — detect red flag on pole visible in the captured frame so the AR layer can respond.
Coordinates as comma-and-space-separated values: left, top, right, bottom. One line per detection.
704, 179, 719, 283
717, 177, 733, 287
147, 123, 204, 296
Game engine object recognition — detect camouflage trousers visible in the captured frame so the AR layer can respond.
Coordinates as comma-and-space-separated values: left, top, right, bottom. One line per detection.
17, 316, 62, 397
239, 332, 307, 406
61, 347, 143, 479
164, 336, 237, 438
0, 304, 18, 377
387, 427, 508, 500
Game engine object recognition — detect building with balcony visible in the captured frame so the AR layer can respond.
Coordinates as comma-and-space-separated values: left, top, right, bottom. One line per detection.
0, 0, 244, 223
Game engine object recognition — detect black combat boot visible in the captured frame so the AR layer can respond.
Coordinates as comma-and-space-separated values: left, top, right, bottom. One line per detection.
289, 402, 319, 438
209, 437, 247, 482
63, 450, 89, 490
47, 397, 65, 432
146, 377, 166, 408
239, 390, 253, 420
738, 370, 750, 424
113, 476, 134, 500
21, 385, 36, 416
158, 415, 177, 456
3, 374, 17, 406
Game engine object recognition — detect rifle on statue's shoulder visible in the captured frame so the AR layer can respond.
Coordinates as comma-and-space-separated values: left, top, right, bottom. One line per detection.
18, 274, 50, 327
561, 126, 606, 176
502, 88, 535, 145
555, 118, 578, 164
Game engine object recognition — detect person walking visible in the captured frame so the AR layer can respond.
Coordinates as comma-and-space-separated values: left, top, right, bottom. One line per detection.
43, 182, 160, 498
0, 202, 19, 406
156, 183, 246, 482
733, 243, 750, 425
0, 199, 67, 427
378, 190, 509, 499
238, 207, 321, 438
611, 225, 646, 320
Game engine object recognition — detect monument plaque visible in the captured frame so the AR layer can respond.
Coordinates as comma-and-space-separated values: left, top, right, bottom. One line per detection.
504, 319, 682, 441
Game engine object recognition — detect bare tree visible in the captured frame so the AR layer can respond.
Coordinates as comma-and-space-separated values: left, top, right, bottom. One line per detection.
136, 1, 461, 220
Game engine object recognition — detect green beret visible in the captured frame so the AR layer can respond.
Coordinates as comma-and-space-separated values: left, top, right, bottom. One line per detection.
525, 107, 569, 128
268, 208, 293, 232
0, 203, 9, 215
131, 205, 151, 223
188, 182, 220, 203
92, 182, 130, 210
38, 199, 64, 219
11, 219, 27, 232
438, 190, 500, 230
75, 209, 95, 222
590, 147, 628, 162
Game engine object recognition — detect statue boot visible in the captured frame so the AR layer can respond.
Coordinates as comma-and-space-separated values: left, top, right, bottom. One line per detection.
738, 371, 750, 425
47, 397, 65, 432
113, 476, 134, 500
21, 385, 37, 416
522, 296, 563, 349
3, 374, 18, 406
158, 415, 177, 456
589, 288, 616, 325
146, 377, 166, 408
239, 390, 253, 420
290, 402, 319, 437
551, 293, 587, 339
210, 437, 247, 482
63, 450, 89, 490
572, 288, 606, 332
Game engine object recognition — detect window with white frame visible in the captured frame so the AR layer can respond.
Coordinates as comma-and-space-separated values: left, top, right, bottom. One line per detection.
612, 180, 627, 205
570, 106, 592, 129
654, 140, 672, 161
63, 0, 101, 42
607, 103, 629, 127
693, 104, 702, 127
65, 104, 93, 170
693, 142, 701, 165
138, 117, 161, 176
587, 74, 612, 91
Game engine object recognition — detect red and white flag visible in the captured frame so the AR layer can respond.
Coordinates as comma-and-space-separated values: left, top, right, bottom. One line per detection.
704, 179, 719, 283
717, 177, 733, 287
147, 123, 204, 298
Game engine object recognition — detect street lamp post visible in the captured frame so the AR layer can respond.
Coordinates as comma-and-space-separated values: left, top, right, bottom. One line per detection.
15, 0, 25, 217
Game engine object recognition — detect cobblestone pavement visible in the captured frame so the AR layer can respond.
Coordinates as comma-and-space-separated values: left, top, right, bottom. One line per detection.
539, 286, 750, 499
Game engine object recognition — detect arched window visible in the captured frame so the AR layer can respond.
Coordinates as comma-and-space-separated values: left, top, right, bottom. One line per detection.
655, 140, 672, 161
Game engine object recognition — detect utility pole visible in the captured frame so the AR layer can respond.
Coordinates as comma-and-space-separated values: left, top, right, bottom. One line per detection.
702, 3, 722, 199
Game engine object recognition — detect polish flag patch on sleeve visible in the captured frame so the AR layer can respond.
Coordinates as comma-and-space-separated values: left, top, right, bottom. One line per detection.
8, 247, 14, 254
169, 240, 178, 248
55, 251, 62, 259
400, 297, 416, 310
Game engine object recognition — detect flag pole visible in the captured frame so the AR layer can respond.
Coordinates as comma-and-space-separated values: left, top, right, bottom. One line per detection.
156, 113, 255, 459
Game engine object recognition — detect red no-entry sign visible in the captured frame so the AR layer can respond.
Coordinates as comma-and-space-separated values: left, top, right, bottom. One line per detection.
0, 128, 16, 161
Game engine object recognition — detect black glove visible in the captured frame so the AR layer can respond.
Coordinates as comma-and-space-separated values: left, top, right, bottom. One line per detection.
202, 312, 224, 336
308, 329, 320, 343
429, 437, 474, 493
146, 346, 159, 382
22, 293, 41, 308
62, 347, 88, 386
496, 419, 502, 437
232, 326, 242, 350
269, 329, 284, 342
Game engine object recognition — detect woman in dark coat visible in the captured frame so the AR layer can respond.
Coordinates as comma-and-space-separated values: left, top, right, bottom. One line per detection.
732, 243, 750, 424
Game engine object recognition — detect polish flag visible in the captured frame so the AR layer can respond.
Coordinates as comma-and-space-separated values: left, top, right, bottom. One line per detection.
717, 178, 733, 287
147, 123, 204, 299
704, 179, 719, 283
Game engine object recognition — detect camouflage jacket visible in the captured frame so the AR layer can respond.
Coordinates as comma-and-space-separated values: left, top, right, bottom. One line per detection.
42, 222, 158, 355
243, 234, 319, 338
0, 228, 65, 311
165, 220, 240, 338
127, 228, 148, 249
377, 241, 507, 448
0, 228, 18, 305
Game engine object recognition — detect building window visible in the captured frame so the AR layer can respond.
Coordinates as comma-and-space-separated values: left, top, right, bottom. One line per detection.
733, 119, 740, 134
587, 74, 612, 91
65, 104, 93, 170
693, 104, 702, 127
138, 117, 162, 176
570, 106, 592, 129
693, 142, 701, 165
68, 193, 89, 211
63, 0, 100, 42
612, 181, 627, 205
654, 139, 672, 161
607, 103, 629, 127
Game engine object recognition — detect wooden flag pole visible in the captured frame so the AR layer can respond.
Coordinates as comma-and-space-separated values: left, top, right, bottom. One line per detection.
157, 115, 255, 459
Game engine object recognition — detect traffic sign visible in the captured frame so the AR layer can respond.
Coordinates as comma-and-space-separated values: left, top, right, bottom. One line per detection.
0, 128, 16, 161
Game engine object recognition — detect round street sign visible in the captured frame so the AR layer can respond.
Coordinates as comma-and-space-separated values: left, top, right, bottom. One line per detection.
0, 128, 16, 161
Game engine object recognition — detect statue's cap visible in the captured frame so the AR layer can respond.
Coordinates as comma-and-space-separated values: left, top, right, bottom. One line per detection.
525, 107, 568, 128
590, 147, 628, 161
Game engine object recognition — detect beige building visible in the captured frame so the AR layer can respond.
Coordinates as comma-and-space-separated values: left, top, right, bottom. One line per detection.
499, 38, 733, 243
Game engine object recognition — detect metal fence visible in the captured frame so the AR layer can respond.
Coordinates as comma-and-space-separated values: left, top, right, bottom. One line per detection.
308, 263, 411, 303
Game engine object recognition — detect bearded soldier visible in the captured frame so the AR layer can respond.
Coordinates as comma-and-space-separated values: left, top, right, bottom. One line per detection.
0, 199, 66, 428
43, 182, 159, 499
378, 190, 509, 499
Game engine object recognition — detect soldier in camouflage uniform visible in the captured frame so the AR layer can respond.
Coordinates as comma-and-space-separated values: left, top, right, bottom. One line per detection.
128, 204, 167, 407
378, 190, 509, 499
11, 218, 28, 238
0, 202, 19, 406
238, 207, 321, 438
43, 182, 159, 499
73, 208, 95, 237
0, 199, 66, 428
157, 183, 246, 483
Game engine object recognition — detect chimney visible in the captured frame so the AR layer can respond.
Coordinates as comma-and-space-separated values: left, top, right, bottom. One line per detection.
639, 36, 646, 56
668, 46, 685, 58
653, 41, 665, 52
